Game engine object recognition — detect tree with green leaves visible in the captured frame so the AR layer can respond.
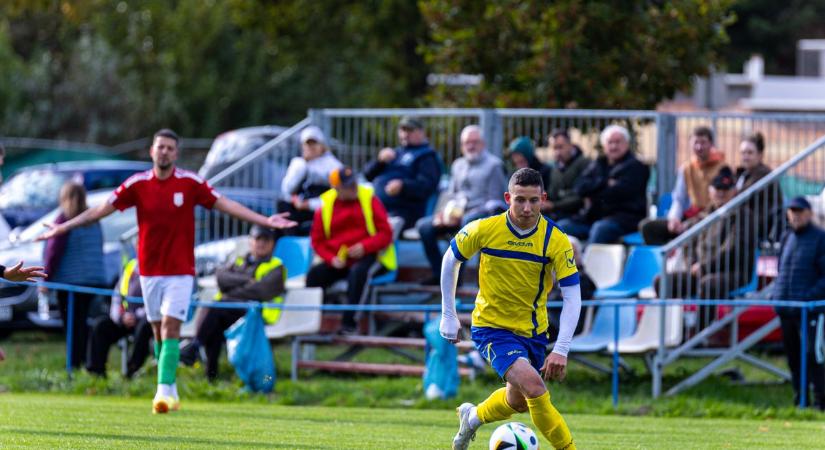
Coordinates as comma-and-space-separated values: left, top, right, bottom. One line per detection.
420, 0, 734, 109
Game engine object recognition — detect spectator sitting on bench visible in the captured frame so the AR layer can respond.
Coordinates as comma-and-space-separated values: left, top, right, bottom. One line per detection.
654, 166, 756, 301
195, 225, 286, 381
86, 257, 153, 378
544, 129, 591, 222
307, 166, 395, 335
415, 125, 507, 285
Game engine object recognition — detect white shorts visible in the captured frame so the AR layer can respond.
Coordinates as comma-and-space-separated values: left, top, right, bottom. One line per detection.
139, 275, 194, 322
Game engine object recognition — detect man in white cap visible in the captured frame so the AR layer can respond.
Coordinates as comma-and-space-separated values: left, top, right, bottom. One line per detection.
279, 126, 343, 234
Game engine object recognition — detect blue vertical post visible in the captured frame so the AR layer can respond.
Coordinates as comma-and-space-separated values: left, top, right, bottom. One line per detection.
66, 291, 75, 379
800, 305, 808, 409
612, 303, 619, 409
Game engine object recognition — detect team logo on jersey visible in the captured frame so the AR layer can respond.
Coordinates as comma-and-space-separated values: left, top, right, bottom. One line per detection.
173, 192, 184, 207
457, 229, 470, 244
564, 248, 576, 268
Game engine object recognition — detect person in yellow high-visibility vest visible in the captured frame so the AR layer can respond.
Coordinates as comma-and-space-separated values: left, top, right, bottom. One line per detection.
308, 166, 395, 334
195, 225, 286, 381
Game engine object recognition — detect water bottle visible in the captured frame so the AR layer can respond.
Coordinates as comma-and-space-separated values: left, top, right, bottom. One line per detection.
37, 291, 50, 321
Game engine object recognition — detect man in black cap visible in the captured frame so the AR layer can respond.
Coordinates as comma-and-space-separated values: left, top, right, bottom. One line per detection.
654, 166, 757, 301
193, 224, 286, 381
363, 116, 442, 230
774, 195, 825, 410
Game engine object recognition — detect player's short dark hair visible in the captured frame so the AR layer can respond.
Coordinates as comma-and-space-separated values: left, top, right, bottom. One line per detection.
508, 168, 544, 192
692, 126, 714, 143
154, 128, 180, 145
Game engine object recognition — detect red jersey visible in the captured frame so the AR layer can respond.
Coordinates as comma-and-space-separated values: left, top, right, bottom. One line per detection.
109, 168, 220, 276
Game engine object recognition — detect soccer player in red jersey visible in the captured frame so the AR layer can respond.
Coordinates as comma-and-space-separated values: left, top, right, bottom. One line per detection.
39, 129, 296, 413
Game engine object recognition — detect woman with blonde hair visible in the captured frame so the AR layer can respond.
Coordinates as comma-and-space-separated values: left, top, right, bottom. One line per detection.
42, 181, 105, 369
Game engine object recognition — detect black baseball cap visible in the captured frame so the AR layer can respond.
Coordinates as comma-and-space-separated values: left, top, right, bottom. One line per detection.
249, 224, 276, 240
398, 116, 424, 130
710, 166, 735, 191
787, 196, 812, 211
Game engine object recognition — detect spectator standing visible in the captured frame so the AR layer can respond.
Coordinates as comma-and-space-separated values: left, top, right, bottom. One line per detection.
279, 126, 342, 234
86, 258, 153, 378
307, 167, 395, 334
544, 129, 591, 221
640, 126, 725, 244
42, 181, 106, 369
507, 136, 551, 190
196, 225, 286, 381
558, 125, 649, 244
415, 125, 507, 284
654, 167, 756, 300
735, 132, 783, 241
773, 196, 825, 410
363, 117, 442, 230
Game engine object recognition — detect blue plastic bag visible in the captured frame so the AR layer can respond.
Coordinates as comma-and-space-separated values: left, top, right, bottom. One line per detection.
422, 318, 459, 399
225, 307, 275, 393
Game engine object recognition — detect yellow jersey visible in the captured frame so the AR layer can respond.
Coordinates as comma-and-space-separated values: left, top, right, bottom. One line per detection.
451, 212, 579, 337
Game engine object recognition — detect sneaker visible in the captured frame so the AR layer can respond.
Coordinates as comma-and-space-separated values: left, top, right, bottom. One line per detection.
170, 398, 181, 412
452, 402, 478, 450
152, 395, 174, 415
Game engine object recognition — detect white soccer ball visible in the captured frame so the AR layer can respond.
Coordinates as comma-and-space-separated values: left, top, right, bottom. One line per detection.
489, 421, 540, 450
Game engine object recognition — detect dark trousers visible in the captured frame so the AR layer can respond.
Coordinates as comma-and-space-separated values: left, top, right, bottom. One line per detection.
640, 218, 677, 245
557, 217, 629, 244
86, 316, 153, 377
276, 200, 314, 236
306, 254, 378, 329
778, 312, 825, 409
196, 307, 245, 381
57, 290, 93, 369
417, 216, 460, 277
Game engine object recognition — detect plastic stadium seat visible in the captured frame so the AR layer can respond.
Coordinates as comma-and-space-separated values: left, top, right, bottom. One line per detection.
583, 244, 626, 289
594, 246, 663, 299
621, 232, 645, 246
570, 304, 637, 352
265, 287, 323, 339
275, 236, 313, 279
727, 249, 760, 298
606, 305, 683, 353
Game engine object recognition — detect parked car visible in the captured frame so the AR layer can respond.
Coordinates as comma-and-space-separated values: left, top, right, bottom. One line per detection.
0, 190, 137, 335
198, 126, 290, 186
0, 160, 152, 230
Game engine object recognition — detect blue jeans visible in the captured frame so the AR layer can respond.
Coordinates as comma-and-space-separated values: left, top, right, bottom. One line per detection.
557, 217, 626, 244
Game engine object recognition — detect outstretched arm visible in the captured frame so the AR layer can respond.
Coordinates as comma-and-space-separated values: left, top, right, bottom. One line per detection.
37, 202, 116, 241
213, 196, 297, 230
1, 262, 47, 282
439, 248, 463, 343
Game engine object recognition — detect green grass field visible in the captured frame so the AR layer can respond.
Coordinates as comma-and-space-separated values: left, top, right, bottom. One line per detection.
2, 393, 825, 449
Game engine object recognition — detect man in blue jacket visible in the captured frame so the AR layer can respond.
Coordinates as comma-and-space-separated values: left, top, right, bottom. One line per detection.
363, 116, 442, 230
774, 196, 825, 410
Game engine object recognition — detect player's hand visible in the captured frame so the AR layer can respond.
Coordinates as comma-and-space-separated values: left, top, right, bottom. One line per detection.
331, 257, 346, 269
3, 261, 47, 282
266, 212, 298, 229
347, 243, 365, 259
36, 222, 65, 242
378, 148, 396, 163
541, 352, 568, 382
384, 179, 403, 196
439, 315, 461, 343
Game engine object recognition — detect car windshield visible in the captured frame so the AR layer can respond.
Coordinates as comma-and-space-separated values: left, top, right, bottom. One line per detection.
0, 169, 71, 209
17, 192, 136, 244
203, 133, 269, 168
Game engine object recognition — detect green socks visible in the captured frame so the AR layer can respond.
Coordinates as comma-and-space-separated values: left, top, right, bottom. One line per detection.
158, 338, 180, 386
154, 341, 161, 360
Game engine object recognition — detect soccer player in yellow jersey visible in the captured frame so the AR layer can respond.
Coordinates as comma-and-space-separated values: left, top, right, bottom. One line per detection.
441, 168, 581, 450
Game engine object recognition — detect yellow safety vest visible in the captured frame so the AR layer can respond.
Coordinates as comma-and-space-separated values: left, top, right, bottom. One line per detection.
120, 258, 138, 310
319, 185, 397, 271
215, 256, 286, 325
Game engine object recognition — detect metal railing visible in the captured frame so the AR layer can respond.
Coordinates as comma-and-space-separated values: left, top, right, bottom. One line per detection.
651, 133, 825, 398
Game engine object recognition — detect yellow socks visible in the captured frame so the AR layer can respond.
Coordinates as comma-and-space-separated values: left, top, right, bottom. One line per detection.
526, 391, 575, 450
476, 387, 517, 424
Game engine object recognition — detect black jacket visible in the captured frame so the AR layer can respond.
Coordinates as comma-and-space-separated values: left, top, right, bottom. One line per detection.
774, 224, 825, 315
574, 152, 649, 230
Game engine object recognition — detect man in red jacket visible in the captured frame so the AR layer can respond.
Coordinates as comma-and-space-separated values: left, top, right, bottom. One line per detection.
307, 166, 396, 334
